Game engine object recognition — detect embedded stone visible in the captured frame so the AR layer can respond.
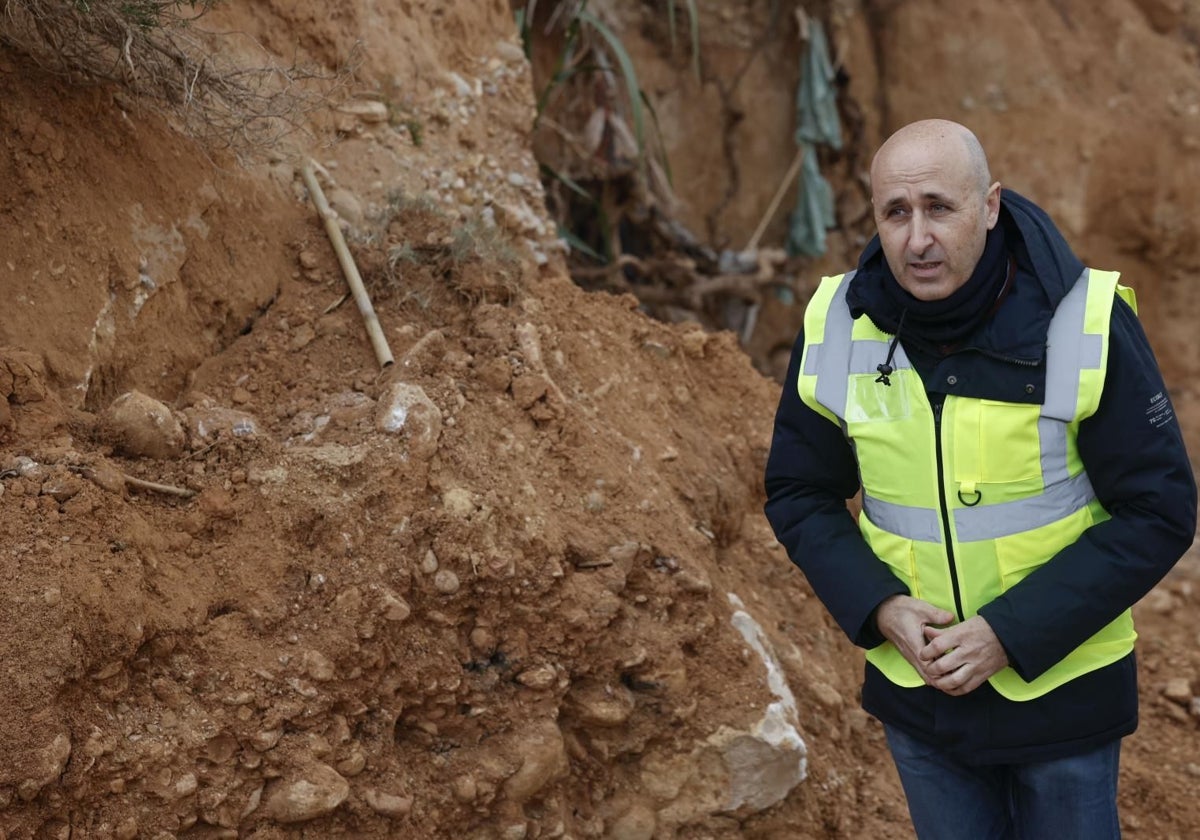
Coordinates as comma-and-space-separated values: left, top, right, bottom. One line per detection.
101, 391, 185, 459
262, 763, 349, 823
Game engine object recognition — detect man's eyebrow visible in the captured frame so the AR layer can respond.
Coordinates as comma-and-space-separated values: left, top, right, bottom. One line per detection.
921, 191, 956, 205
879, 191, 956, 211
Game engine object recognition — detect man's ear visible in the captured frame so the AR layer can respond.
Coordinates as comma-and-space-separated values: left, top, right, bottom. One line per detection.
985, 181, 1002, 229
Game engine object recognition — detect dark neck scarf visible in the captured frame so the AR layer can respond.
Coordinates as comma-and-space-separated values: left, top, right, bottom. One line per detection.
858, 222, 1010, 348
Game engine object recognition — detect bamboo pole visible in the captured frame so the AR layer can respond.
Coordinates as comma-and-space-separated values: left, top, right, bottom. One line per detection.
300, 161, 395, 369
744, 144, 806, 253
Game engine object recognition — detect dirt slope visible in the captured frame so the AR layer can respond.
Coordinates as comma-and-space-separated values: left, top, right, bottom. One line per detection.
0, 1, 1197, 839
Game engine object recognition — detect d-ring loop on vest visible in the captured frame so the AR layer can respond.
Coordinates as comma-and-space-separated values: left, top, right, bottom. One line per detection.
958, 488, 982, 507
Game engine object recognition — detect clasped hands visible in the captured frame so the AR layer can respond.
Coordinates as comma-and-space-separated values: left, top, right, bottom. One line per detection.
875, 594, 1009, 696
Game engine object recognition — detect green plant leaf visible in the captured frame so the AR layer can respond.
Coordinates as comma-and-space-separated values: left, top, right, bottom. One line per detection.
684, 0, 700, 80
639, 89, 673, 187
540, 163, 595, 202
557, 225, 604, 262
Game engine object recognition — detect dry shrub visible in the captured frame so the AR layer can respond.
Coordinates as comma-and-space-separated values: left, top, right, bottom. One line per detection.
0, 0, 344, 151
351, 191, 525, 310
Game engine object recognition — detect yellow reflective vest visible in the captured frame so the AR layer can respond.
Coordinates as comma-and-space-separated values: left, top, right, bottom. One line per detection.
798, 268, 1137, 701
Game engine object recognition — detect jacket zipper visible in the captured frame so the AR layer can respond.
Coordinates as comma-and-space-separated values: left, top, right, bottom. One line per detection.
932, 399, 966, 621
959, 346, 1041, 367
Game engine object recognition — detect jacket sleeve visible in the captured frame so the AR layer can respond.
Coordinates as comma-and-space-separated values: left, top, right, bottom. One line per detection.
764, 328, 910, 648
978, 297, 1198, 680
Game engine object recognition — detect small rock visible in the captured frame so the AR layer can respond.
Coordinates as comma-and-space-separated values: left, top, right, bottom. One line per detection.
503, 721, 567, 804
470, 626, 496, 653
251, 730, 282, 751
607, 800, 657, 840
434, 569, 460, 595
335, 747, 366, 777
452, 774, 477, 802
337, 100, 389, 123
420, 549, 440, 574
101, 391, 185, 459
262, 763, 349, 824
185, 406, 260, 441
1164, 677, 1192, 705
811, 681, 844, 710
303, 650, 336, 682
40, 473, 83, 502
17, 732, 71, 801
364, 789, 413, 818
290, 323, 317, 352
442, 488, 475, 517
380, 591, 411, 622
678, 328, 708, 358
375, 381, 442, 459
516, 665, 557, 689
567, 682, 634, 727
298, 250, 320, 270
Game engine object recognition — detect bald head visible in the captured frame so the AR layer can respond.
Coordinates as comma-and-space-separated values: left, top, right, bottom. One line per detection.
871, 119, 992, 198
868, 119, 1002, 301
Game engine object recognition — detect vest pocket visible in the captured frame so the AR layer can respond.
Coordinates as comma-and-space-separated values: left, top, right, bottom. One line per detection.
846, 373, 911, 423
860, 514, 919, 598
993, 511, 1092, 590
968, 400, 1043, 484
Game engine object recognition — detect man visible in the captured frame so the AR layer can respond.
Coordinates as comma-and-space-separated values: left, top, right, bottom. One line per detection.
764, 119, 1196, 839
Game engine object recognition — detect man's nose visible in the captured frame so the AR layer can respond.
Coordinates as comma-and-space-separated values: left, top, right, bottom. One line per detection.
909, 213, 933, 253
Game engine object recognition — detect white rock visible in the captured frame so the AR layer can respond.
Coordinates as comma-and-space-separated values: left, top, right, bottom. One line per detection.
262, 763, 349, 824
337, 100, 389, 123
185, 406, 260, 441
375, 381, 442, 459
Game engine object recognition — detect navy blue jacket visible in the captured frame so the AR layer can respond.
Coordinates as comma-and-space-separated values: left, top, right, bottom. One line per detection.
764, 190, 1197, 763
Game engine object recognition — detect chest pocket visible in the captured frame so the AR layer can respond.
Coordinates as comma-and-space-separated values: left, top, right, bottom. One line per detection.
954, 399, 1043, 485
845, 372, 912, 424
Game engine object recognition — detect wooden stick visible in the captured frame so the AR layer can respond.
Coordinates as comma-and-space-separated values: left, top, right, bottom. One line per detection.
300, 162, 395, 369
123, 474, 196, 498
745, 144, 806, 253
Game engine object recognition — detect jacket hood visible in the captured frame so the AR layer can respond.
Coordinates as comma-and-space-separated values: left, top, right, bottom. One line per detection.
998, 188, 1085, 309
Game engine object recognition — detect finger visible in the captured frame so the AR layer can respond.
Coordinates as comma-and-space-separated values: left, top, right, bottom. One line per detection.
918, 632, 957, 662
929, 665, 969, 693
923, 647, 967, 676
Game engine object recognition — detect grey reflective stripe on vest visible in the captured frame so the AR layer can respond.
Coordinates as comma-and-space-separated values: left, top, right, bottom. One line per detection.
954, 470, 1097, 542
808, 269, 1104, 545
1042, 268, 1103, 422
862, 495, 943, 543
805, 271, 856, 413
949, 269, 1104, 541
804, 271, 917, 413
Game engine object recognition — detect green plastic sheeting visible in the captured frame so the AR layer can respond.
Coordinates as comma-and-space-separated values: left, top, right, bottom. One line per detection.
786, 21, 841, 258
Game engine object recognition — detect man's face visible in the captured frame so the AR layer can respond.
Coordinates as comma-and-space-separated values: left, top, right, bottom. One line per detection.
871, 146, 1001, 301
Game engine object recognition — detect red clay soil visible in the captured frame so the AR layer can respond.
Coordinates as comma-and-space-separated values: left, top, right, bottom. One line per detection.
0, 2, 1197, 839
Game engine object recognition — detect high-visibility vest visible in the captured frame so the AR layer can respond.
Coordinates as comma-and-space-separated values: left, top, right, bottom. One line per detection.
798, 268, 1137, 701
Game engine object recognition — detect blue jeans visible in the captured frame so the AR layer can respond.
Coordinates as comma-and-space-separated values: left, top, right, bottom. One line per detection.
884, 725, 1122, 840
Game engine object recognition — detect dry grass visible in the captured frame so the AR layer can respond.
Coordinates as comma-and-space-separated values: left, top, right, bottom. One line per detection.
0, 0, 344, 152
